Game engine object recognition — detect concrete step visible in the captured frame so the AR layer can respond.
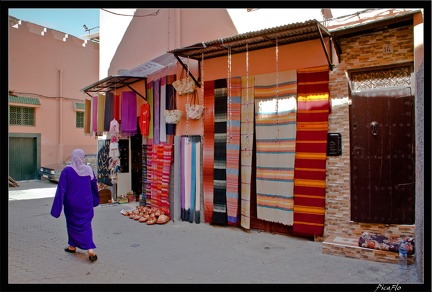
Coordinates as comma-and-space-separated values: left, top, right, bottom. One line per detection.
322, 234, 415, 265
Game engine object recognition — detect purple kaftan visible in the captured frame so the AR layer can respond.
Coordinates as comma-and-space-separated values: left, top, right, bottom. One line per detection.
51, 167, 100, 250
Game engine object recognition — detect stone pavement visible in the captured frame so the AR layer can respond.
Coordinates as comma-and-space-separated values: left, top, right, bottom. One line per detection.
5, 180, 427, 291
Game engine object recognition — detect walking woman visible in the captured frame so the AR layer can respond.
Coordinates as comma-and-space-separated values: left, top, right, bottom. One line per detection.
51, 149, 100, 262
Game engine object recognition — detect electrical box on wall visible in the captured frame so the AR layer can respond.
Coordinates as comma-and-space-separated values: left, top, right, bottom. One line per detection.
327, 133, 342, 156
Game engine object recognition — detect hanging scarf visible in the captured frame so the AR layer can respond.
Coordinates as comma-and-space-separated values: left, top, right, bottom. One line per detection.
121, 91, 137, 136
67, 149, 94, 179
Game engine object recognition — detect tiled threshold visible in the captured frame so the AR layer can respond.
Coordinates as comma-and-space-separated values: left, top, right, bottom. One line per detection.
322, 234, 415, 265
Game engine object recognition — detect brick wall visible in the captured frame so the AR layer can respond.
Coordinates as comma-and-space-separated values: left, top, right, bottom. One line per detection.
317, 24, 415, 242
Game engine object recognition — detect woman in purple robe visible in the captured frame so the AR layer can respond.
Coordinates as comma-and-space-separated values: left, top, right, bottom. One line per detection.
51, 149, 100, 262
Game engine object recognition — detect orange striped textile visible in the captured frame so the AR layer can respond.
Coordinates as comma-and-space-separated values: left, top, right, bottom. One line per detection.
240, 76, 255, 230
293, 65, 330, 237
254, 71, 297, 226
226, 77, 242, 226
203, 80, 215, 223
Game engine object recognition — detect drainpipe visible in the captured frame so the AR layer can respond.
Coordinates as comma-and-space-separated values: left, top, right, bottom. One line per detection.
58, 68, 63, 163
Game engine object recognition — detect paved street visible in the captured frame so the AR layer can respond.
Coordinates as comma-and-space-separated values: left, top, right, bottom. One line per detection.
6, 180, 427, 291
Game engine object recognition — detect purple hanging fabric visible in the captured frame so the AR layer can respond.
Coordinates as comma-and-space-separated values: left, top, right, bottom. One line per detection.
153, 79, 160, 144
121, 91, 137, 136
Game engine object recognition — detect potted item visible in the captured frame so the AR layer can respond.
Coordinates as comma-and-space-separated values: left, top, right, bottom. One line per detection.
126, 191, 135, 203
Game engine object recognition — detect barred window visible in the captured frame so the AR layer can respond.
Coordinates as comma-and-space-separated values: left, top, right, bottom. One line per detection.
76, 111, 84, 128
9, 106, 35, 126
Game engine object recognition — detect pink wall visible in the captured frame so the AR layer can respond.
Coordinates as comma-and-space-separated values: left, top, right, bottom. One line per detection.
8, 17, 100, 166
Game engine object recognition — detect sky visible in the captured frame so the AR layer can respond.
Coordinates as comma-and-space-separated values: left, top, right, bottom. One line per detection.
8, 8, 100, 39
7, 8, 375, 40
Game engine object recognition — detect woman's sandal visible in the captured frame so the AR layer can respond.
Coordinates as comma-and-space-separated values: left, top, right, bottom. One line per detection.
89, 254, 98, 262
64, 247, 76, 253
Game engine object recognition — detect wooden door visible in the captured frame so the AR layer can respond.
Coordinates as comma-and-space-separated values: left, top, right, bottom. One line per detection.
350, 88, 415, 224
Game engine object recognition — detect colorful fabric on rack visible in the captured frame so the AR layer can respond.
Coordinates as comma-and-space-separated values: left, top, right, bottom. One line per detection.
113, 94, 120, 121
226, 76, 242, 226
160, 144, 172, 216
240, 76, 255, 230
84, 98, 91, 135
180, 137, 186, 220
254, 71, 297, 226
165, 75, 177, 141
194, 137, 201, 224
212, 78, 228, 225
97, 93, 105, 134
141, 144, 148, 205
144, 144, 153, 206
203, 80, 215, 223
104, 92, 114, 132
121, 91, 137, 136
153, 79, 160, 144
91, 96, 97, 134
159, 76, 167, 143
293, 66, 330, 237
183, 137, 191, 221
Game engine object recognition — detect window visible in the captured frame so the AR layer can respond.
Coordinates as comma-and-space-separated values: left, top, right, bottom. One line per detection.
76, 111, 84, 128
10, 106, 35, 126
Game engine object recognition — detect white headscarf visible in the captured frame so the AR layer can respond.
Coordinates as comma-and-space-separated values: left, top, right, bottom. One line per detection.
67, 149, 95, 179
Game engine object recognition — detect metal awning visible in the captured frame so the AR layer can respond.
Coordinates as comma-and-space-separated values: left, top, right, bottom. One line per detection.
81, 75, 147, 100
168, 19, 333, 87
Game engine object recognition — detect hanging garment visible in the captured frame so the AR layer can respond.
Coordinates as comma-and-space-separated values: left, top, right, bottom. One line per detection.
108, 119, 120, 158
212, 78, 228, 226
153, 79, 160, 144
172, 135, 182, 220
91, 96, 98, 134
226, 76, 242, 226
139, 103, 151, 137
121, 91, 137, 136
240, 76, 255, 230
165, 74, 177, 143
159, 76, 167, 143
104, 92, 114, 132
254, 71, 297, 226
203, 80, 215, 223
146, 81, 154, 141
97, 93, 105, 134
84, 98, 91, 135
113, 94, 120, 121
293, 66, 330, 237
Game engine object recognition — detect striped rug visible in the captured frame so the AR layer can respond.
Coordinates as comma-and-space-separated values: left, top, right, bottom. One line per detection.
212, 79, 228, 225
254, 71, 297, 226
240, 76, 255, 230
226, 76, 242, 226
293, 65, 330, 237
203, 80, 215, 223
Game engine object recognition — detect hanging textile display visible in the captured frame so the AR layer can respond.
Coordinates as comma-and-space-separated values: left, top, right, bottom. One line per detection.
113, 94, 120, 121
97, 93, 105, 134
173, 135, 182, 220
147, 144, 173, 216
212, 78, 228, 225
145, 81, 155, 142
293, 65, 330, 237
203, 80, 215, 223
144, 144, 153, 206
159, 76, 167, 143
84, 98, 91, 135
254, 70, 297, 226
240, 75, 255, 230
141, 144, 148, 205
153, 79, 160, 144
121, 91, 137, 136
165, 74, 177, 144
104, 92, 114, 132
180, 136, 201, 223
91, 95, 97, 134
139, 102, 150, 137
226, 76, 242, 226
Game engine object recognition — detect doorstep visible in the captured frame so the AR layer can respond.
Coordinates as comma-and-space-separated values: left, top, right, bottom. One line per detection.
322, 234, 415, 265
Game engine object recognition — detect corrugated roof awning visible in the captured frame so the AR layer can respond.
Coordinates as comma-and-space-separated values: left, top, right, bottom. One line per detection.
81, 75, 147, 100
9, 95, 41, 106
168, 19, 331, 61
